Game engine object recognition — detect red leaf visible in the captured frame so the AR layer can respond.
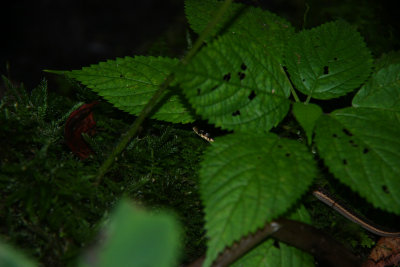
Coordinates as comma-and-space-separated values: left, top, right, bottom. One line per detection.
65, 101, 98, 159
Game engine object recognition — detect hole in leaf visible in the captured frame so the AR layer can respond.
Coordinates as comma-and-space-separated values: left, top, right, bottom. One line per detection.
285, 153, 291, 157
232, 110, 240, 116
349, 140, 358, 147
119, 74, 124, 78
332, 133, 338, 138
238, 72, 246, 80
334, 57, 338, 61
363, 148, 369, 154
273, 240, 280, 249
323, 66, 329, 74
342, 159, 347, 165
382, 185, 389, 194
211, 86, 218, 91
223, 73, 231, 81
248, 90, 256, 100
197, 88, 201, 95
342, 128, 353, 136
302, 78, 306, 82
241, 63, 247, 70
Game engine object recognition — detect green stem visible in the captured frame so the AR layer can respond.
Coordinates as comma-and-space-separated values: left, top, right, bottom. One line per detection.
96, 0, 233, 183
305, 94, 312, 104
289, 85, 300, 103
302, 3, 310, 30
182, 0, 233, 65
96, 74, 174, 183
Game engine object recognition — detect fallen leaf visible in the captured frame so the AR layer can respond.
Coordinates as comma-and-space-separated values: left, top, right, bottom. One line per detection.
363, 237, 400, 267
65, 102, 98, 159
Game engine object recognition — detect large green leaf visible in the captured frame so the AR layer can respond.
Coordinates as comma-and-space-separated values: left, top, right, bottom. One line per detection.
285, 20, 372, 100
79, 199, 181, 267
175, 34, 292, 132
314, 107, 400, 214
48, 56, 195, 123
232, 205, 314, 267
200, 133, 316, 267
184, 0, 294, 62
0, 241, 37, 267
352, 63, 400, 111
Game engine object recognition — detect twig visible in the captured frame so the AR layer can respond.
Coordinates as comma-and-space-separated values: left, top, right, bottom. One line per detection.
187, 219, 361, 267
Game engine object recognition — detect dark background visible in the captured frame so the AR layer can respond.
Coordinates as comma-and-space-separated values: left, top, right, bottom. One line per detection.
1, 0, 399, 90
1, 0, 187, 90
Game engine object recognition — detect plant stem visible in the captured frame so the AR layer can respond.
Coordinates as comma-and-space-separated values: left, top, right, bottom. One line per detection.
96, 0, 233, 183
187, 219, 360, 267
182, 0, 233, 65
96, 74, 174, 183
302, 3, 310, 30
283, 68, 300, 102
290, 86, 300, 102
305, 94, 312, 104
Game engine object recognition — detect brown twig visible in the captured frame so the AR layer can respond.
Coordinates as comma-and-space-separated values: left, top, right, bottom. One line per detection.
187, 219, 361, 267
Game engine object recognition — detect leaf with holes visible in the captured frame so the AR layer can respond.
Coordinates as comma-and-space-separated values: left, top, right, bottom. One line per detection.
292, 102, 323, 145
232, 205, 314, 267
200, 133, 316, 267
185, 0, 294, 62
175, 34, 292, 132
314, 107, 400, 214
352, 63, 400, 111
47, 56, 195, 123
285, 20, 372, 100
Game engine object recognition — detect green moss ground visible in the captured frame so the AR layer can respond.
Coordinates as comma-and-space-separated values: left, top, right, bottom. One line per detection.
0, 78, 207, 266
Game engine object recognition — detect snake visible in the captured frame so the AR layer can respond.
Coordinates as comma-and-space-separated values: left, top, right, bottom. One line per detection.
193, 126, 400, 237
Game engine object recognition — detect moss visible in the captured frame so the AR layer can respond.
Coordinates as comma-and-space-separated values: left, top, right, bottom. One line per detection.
0, 77, 206, 266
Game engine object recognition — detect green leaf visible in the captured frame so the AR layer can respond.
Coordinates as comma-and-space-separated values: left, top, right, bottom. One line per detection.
231, 239, 314, 267
314, 107, 400, 214
352, 63, 400, 111
232, 205, 314, 267
80, 199, 181, 267
176, 34, 292, 132
184, 0, 294, 62
374, 51, 400, 71
47, 56, 195, 123
200, 133, 316, 267
292, 102, 323, 145
285, 20, 372, 100
0, 241, 37, 267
